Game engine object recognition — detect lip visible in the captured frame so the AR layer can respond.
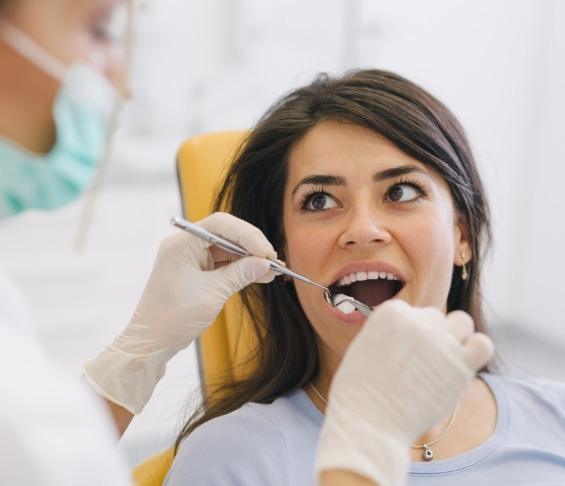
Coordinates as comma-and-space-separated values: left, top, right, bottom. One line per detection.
324, 260, 406, 325
327, 305, 369, 325
326, 260, 406, 287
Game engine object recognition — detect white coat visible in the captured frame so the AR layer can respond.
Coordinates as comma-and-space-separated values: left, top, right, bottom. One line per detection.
0, 267, 132, 485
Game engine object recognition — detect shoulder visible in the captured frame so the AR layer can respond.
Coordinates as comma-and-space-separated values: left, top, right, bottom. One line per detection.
530, 376, 565, 412
166, 404, 289, 486
0, 268, 35, 335
484, 372, 565, 426
0, 329, 130, 485
485, 372, 565, 402
165, 389, 321, 486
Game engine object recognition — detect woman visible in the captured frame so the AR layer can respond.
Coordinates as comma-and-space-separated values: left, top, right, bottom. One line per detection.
165, 70, 565, 485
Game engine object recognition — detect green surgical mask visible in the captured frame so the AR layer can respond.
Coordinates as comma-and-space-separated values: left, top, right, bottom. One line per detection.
0, 20, 116, 219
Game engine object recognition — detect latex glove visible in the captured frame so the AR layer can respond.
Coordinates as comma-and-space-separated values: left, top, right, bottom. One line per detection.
84, 212, 277, 414
316, 300, 494, 486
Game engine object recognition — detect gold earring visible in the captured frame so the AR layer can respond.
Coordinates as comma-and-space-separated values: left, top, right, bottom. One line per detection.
460, 252, 468, 281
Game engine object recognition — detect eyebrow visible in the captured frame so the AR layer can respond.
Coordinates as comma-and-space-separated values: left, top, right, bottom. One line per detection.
291, 175, 346, 197
291, 165, 429, 197
373, 165, 429, 181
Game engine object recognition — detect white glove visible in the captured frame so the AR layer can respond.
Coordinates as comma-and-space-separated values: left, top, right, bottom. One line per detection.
84, 212, 277, 414
316, 300, 494, 486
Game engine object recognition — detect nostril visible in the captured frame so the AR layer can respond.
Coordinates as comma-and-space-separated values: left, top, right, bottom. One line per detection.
343, 238, 386, 248
339, 229, 390, 248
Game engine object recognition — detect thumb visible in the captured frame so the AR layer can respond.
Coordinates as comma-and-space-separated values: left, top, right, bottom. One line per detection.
462, 333, 495, 371
214, 256, 274, 295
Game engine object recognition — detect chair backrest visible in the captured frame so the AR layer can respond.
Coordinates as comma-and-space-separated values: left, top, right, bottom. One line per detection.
132, 449, 174, 486
133, 130, 258, 486
176, 130, 259, 392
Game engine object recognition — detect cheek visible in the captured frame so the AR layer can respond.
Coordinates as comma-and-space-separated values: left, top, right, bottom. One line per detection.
284, 222, 331, 313
401, 211, 456, 304
283, 216, 325, 306
406, 214, 453, 256
284, 220, 359, 358
284, 219, 333, 272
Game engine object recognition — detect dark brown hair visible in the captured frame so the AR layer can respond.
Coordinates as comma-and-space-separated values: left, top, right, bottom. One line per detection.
0, 0, 16, 12
175, 69, 491, 450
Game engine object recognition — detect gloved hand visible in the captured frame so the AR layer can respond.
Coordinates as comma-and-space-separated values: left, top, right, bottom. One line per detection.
84, 212, 277, 414
316, 300, 494, 486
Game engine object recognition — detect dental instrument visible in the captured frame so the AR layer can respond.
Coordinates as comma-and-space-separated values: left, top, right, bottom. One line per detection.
331, 293, 372, 316
170, 216, 373, 316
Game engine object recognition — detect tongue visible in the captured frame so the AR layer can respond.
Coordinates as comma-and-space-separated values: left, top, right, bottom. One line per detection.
348, 280, 400, 308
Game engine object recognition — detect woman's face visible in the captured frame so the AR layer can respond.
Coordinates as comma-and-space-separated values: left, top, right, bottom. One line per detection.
283, 120, 470, 363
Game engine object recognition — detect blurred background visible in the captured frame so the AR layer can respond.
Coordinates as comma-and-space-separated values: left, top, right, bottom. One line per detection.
1, 0, 564, 468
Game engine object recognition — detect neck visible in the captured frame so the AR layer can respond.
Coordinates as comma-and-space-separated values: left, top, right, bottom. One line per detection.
306, 341, 340, 413
304, 346, 472, 458
0, 39, 59, 153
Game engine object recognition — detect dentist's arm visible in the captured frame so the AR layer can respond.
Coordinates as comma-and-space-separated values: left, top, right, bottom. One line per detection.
317, 301, 494, 486
84, 213, 277, 431
320, 472, 375, 486
104, 400, 134, 435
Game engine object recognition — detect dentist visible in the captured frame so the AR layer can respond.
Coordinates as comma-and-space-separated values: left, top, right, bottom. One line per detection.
0, 2, 278, 484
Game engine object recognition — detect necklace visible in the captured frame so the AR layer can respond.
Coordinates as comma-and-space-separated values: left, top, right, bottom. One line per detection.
308, 382, 459, 462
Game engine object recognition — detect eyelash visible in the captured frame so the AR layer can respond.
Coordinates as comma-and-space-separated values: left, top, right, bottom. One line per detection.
299, 186, 332, 212
388, 177, 427, 203
299, 178, 427, 212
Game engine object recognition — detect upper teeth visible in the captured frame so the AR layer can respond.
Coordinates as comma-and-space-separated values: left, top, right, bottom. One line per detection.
337, 271, 398, 287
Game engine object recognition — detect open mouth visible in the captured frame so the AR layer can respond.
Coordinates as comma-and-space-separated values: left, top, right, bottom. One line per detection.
328, 270, 405, 309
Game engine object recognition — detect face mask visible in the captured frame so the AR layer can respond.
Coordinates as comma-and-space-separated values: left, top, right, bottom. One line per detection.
0, 20, 117, 219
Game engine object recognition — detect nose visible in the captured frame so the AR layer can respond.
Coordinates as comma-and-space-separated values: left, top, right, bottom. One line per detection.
104, 48, 131, 98
337, 205, 392, 249
86, 43, 130, 98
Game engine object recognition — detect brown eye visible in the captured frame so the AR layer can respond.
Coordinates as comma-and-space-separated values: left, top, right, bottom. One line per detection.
387, 184, 421, 203
311, 194, 327, 210
388, 186, 404, 202
302, 192, 338, 212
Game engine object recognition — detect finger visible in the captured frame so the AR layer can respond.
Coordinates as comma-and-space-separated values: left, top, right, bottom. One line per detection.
417, 306, 446, 324
462, 333, 495, 371
199, 213, 277, 259
370, 299, 410, 320
209, 245, 241, 265
371, 301, 441, 329
254, 267, 277, 284
214, 256, 275, 295
445, 310, 474, 343
407, 305, 446, 330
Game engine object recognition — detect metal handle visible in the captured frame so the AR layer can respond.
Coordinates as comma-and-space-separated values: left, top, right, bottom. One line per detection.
171, 216, 372, 315
171, 217, 250, 257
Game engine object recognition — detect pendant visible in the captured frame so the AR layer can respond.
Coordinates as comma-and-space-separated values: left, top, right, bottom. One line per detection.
423, 445, 434, 461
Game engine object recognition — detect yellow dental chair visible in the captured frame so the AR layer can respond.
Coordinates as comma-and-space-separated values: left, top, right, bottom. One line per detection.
133, 130, 258, 485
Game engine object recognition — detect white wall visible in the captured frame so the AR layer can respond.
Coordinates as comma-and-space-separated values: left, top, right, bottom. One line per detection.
123, 0, 565, 348
1, 0, 563, 466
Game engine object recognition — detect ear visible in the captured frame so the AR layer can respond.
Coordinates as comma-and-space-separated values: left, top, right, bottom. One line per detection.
454, 213, 472, 266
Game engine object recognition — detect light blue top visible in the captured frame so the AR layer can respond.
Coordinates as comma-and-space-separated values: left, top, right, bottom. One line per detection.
165, 373, 565, 485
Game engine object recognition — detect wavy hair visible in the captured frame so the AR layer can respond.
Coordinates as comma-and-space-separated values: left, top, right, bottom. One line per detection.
175, 69, 491, 451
